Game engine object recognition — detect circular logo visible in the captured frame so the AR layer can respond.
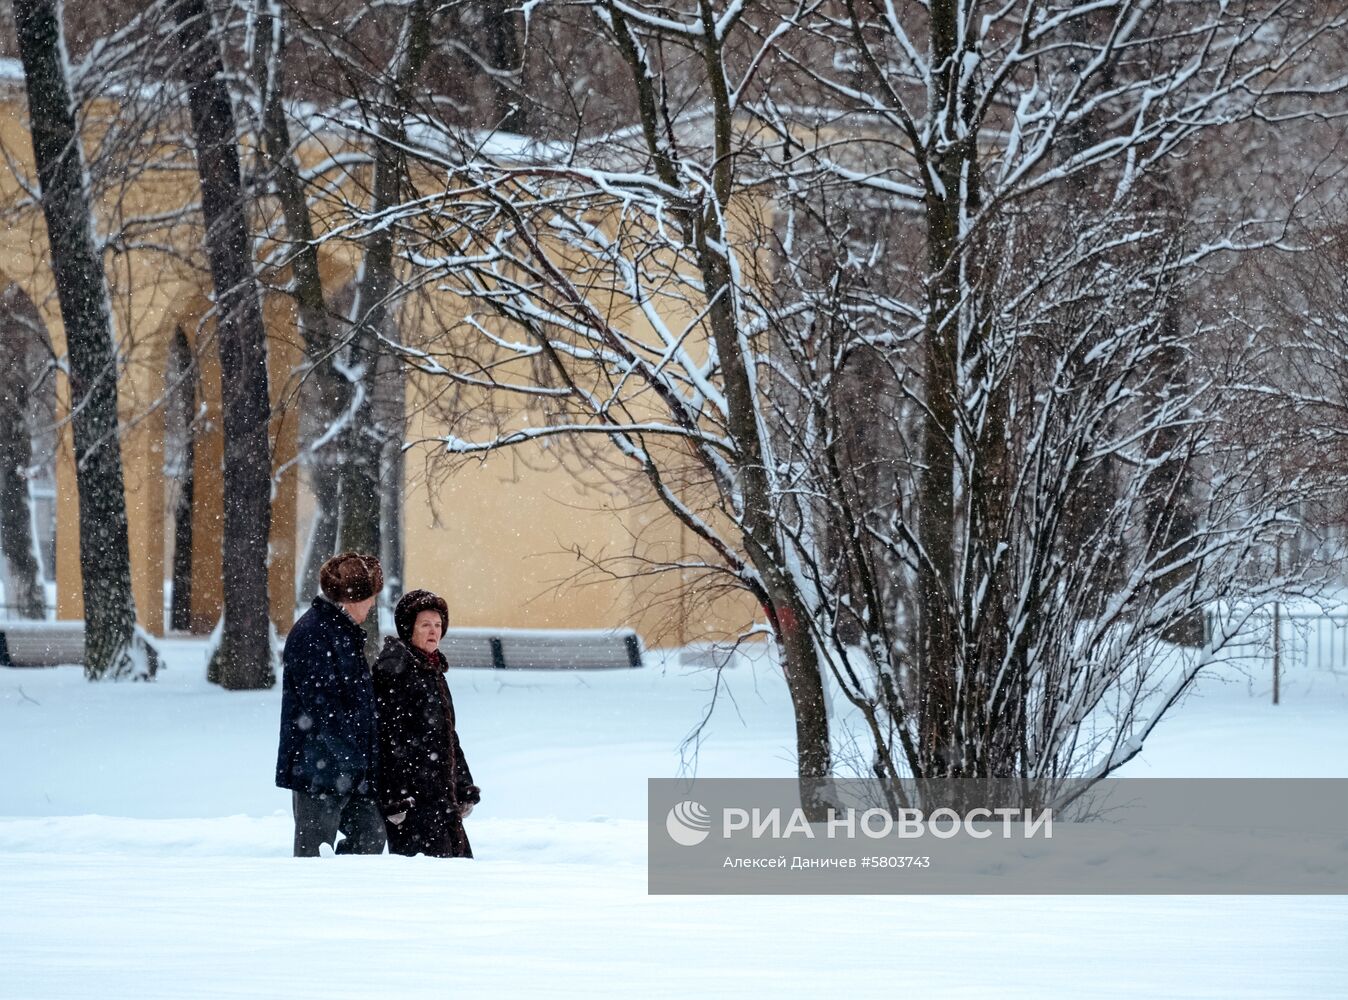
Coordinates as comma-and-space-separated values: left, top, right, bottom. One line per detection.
666, 800, 712, 846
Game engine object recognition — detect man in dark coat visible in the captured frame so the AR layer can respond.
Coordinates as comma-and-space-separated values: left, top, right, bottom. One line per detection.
276, 552, 387, 857
373, 589, 481, 858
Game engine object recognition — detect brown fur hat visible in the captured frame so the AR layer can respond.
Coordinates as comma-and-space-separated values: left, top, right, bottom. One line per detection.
395, 589, 449, 645
320, 552, 384, 603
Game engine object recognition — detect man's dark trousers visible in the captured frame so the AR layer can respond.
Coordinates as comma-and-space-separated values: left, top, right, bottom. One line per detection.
292, 790, 386, 857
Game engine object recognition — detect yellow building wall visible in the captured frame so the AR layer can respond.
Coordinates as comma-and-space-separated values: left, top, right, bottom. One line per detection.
0, 83, 761, 647
0, 91, 302, 636
397, 437, 757, 645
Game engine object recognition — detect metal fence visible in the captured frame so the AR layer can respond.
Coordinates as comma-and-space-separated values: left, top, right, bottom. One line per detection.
1273, 611, 1348, 676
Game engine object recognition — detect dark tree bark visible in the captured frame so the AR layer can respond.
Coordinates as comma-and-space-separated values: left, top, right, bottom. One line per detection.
0, 283, 47, 620
1142, 172, 1204, 649
172, 0, 275, 689
596, 3, 835, 812
375, 347, 405, 600
1052, 13, 1125, 614
340, 0, 433, 648
479, 0, 525, 131
914, 0, 968, 779
167, 327, 195, 633
253, 1, 432, 618
169, 456, 194, 632
695, 9, 832, 811
0, 444, 43, 620
250, 0, 345, 605
1145, 309, 1205, 649
12, 0, 152, 678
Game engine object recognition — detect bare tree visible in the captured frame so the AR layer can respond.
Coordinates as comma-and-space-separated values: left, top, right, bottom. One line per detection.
334, 0, 434, 638
11, 0, 156, 678
356, 0, 841, 807
234, 0, 440, 647
334, 0, 1347, 808
781, 0, 1346, 796
171, 0, 275, 689
244, 0, 353, 607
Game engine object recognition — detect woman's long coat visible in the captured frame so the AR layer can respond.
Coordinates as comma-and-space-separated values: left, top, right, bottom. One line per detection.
372, 636, 480, 857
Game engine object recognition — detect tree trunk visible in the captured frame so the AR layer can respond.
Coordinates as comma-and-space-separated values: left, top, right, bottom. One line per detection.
168, 327, 195, 632
169, 454, 194, 632
251, 0, 346, 609
1146, 309, 1205, 648
299, 461, 340, 602
172, 0, 275, 689
0, 413, 45, 621
1053, 14, 1124, 614
341, 0, 433, 648
479, 0, 524, 131
12, 0, 151, 678
687, 80, 831, 811
915, 0, 964, 778
673, 7, 833, 809
0, 287, 46, 619
375, 347, 405, 599
1143, 173, 1204, 649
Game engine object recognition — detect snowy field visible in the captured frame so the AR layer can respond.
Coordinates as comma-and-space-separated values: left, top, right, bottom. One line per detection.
2, 639, 1346, 998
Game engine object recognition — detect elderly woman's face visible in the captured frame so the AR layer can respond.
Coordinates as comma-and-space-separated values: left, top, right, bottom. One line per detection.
411, 609, 443, 655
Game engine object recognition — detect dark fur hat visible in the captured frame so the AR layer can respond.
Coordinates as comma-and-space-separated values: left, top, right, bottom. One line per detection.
395, 589, 449, 645
320, 552, 384, 603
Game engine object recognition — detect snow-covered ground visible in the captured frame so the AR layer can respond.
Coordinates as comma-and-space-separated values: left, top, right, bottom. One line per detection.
1, 639, 1346, 998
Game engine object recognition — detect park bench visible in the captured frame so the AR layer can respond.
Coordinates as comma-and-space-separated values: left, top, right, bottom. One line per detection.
0, 620, 84, 667
439, 627, 644, 670
0, 620, 645, 671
